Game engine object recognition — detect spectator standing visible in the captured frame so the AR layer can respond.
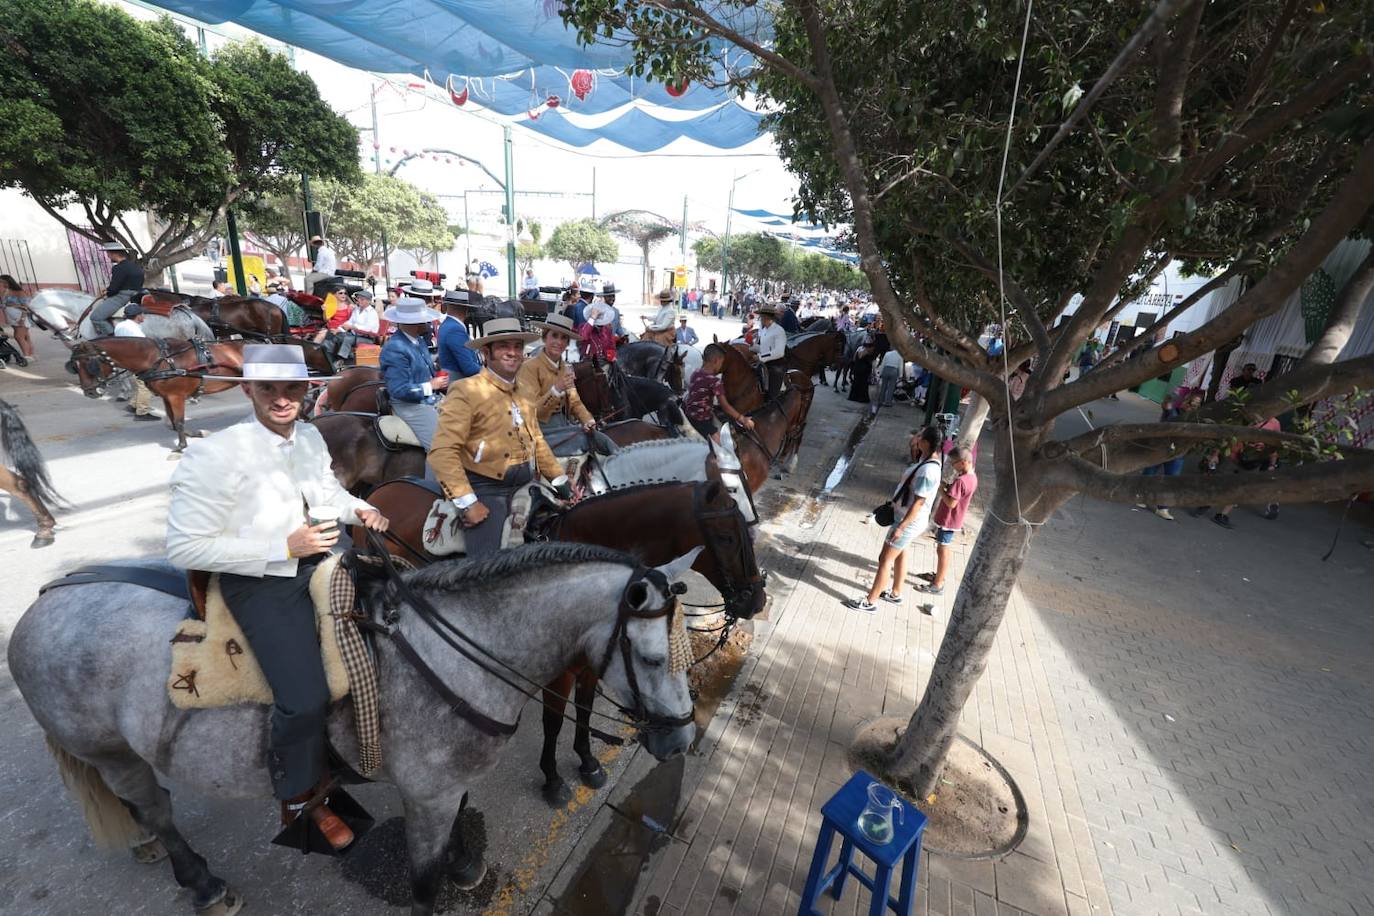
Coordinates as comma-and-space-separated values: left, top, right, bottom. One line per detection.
917, 446, 978, 595
113, 305, 158, 421
1, 275, 36, 361
877, 347, 905, 407
1191, 416, 1282, 528
676, 316, 699, 346
1135, 392, 1201, 520
845, 427, 943, 611
1227, 362, 1262, 395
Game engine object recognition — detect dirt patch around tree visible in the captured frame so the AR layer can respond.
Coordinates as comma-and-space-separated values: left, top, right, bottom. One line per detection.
848, 718, 1027, 859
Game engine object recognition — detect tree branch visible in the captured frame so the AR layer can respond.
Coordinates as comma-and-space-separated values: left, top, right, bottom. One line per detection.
789, 0, 1001, 399
1231, 352, 1374, 425
1008, 0, 1189, 198
1300, 246, 1374, 368
1234, 0, 1300, 113
1050, 421, 1331, 466
1041, 138, 1374, 416
947, 236, 1052, 357
650, 0, 821, 91
1149, 0, 1207, 161
1047, 450, 1374, 508
1094, 261, 1243, 373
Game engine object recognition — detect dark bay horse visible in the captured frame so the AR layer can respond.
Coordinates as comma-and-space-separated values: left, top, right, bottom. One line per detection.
1, 398, 65, 547
357, 478, 764, 805
141, 291, 287, 339
311, 411, 425, 494
734, 371, 816, 488
784, 329, 846, 386
70, 337, 248, 451
313, 366, 388, 415
617, 341, 687, 393
707, 342, 766, 414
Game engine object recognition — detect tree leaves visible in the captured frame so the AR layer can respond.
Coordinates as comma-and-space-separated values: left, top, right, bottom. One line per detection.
546, 218, 619, 270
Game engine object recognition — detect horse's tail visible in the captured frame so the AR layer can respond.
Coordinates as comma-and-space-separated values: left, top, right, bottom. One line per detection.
0, 399, 67, 508
44, 736, 143, 849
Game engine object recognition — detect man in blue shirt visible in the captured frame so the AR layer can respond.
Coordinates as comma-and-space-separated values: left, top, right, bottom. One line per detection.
437, 290, 482, 380
379, 297, 446, 462
676, 316, 699, 346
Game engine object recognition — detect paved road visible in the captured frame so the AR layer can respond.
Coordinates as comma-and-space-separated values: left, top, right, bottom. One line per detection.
0, 320, 855, 916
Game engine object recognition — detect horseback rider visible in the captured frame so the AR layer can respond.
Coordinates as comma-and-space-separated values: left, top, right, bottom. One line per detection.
165, 344, 389, 852
753, 303, 788, 399
599, 281, 625, 336
90, 241, 145, 337
436, 289, 482, 380
518, 312, 617, 455
379, 297, 447, 458
579, 302, 618, 363
641, 290, 678, 347
430, 318, 572, 557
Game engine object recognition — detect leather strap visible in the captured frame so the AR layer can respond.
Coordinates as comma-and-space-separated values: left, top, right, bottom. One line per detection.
40, 564, 188, 599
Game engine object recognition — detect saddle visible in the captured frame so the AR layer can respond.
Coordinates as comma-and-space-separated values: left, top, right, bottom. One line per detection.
376, 414, 422, 449
416, 477, 537, 556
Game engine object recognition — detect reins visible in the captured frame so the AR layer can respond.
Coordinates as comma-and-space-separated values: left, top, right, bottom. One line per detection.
358, 530, 690, 743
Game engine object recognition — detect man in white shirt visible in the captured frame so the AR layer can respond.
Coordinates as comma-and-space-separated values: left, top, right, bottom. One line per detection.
306, 234, 338, 296
166, 344, 389, 851
114, 304, 158, 421
752, 303, 789, 398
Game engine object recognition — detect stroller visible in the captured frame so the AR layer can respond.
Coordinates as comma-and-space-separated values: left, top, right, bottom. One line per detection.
0, 326, 28, 368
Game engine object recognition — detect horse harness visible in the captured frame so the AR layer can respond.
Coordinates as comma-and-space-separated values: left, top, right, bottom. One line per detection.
358, 531, 693, 744
77, 337, 221, 393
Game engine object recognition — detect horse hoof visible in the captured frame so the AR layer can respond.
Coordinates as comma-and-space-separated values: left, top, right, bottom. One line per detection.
189, 429, 207, 438
195, 887, 243, 916
541, 779, 571, 808
578, 762, 608, 789
451, 854, 487, 890
30, 534, 55, 549
130, 835, 168, 864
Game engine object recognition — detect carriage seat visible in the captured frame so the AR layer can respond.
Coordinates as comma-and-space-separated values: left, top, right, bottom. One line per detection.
377, 414, 423, 449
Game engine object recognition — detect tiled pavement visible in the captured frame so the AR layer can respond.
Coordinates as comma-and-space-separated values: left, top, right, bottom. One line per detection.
541, 391, 1374, 916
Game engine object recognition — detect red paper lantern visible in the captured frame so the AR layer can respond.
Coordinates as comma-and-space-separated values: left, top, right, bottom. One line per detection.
570, 69, 594, 101
546, 94, 561, 109
666, 79, 690, 97
448, 76, 469, 107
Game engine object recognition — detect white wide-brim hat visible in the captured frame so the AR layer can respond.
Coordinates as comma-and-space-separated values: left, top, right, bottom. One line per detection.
532, 312, 578, 337
406, 279, 438, 297
216, 343, 339, 381
466, 316, 540, 349
383, 297, 444, 324
585, 303, 616, 327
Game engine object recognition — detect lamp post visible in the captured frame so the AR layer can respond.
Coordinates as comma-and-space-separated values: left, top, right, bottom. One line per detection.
721, 169, 760, 304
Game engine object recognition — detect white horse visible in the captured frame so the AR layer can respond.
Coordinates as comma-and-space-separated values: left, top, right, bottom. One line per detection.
587, 434, 756, 523
28, 288, 211, 340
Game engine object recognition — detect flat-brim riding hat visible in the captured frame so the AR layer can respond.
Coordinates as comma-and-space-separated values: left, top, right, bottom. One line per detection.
383, 296, 444, 324
405, 278, 439, 298
601, 282, 617, 298
533, 312, 577, 337
217, 343, 339, 381
442, 289, 471, 309
466, 316, 540, 349
755, 304, 781, 317
100, 241, 127, 252
657, 290, 674, 302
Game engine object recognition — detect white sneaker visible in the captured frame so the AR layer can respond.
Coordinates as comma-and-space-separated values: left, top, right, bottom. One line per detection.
1153, 508, 1175, 521
1135, 503, 1147, 510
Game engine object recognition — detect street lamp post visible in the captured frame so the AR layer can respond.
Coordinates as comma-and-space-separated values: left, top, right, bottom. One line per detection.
721, 169, 760, 304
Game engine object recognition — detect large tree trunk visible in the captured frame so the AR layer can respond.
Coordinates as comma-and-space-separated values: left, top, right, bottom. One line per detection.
884, 468, 1064, 797
957, 392, 991, 450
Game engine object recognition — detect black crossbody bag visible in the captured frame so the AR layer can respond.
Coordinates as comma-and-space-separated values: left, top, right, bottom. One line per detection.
872, 458, 937, 527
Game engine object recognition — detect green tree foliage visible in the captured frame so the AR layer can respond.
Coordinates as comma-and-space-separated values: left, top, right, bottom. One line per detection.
0, 0, 359, 278
313, 174, 451, 272
563, 0, 1374, 799
602, 210, 677, 301
546, 218, 619, 272
239, 188, 308, 279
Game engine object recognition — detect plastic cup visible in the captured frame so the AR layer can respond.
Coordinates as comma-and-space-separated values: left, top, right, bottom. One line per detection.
307, 505, 340, 535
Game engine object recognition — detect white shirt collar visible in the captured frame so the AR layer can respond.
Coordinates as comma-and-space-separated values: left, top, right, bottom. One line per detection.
248, 415, 297, 448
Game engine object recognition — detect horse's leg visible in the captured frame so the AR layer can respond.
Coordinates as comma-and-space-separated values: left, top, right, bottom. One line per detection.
0, 465, 56, 547
572, 667, 607, 789
402, 789, 476, 916
161, 390, 190, 452
540, 670, 575, 806
95, 751, 243, 914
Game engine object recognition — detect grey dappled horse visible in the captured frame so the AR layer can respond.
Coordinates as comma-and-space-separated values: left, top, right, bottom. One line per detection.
28, 288, 213, 340
9, 544, 697, 916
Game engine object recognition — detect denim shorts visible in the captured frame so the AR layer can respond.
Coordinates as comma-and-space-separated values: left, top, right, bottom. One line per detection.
886, 522, 922, 549
935, 527, 957, 545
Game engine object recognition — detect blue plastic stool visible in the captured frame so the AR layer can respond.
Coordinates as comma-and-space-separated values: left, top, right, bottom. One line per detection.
798, 770, 928, 916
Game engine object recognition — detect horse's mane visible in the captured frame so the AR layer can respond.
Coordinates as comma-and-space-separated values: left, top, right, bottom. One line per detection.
565, 480, 696, 512
405, 542, 636, 594
604, 438, 704, 457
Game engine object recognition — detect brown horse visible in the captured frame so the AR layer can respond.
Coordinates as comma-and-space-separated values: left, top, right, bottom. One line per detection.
310, 411, 425, 494
733, 370, 816, 489
142, 290, 287, 339
572, 360, 619, 421
784, 329, 846, 386
355, 477, 765, 804
69, 337, 249, 451
1, 398, 64, 547
706, 342, 767, 414
312, 366, 389, 415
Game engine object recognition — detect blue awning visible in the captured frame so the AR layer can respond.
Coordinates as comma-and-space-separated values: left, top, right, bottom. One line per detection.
522, 104, 764, 153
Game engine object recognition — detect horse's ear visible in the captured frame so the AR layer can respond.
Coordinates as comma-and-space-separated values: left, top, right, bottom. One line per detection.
653, 547, 704, 584
712, 334, 719, 343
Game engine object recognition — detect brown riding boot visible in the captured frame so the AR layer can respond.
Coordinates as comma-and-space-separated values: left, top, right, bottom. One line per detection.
282, 783, 355, 852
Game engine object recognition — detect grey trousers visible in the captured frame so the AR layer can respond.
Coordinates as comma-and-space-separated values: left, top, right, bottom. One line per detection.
91, 290, 137, 336
219, 558, 328, 800
466, 464, 534, 557
878, 367, 900, 407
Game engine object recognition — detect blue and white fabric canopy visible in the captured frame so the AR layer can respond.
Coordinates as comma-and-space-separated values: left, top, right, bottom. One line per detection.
144, 0, 772, 150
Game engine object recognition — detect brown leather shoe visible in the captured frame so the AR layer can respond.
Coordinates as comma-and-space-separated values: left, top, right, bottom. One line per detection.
308, 802, 355, 851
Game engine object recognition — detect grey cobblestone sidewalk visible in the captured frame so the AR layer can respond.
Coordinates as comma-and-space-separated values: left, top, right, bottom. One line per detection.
543, 391, 1374, 916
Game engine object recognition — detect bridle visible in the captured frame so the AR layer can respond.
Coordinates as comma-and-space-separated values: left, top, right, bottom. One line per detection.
359, 531, 693, 744
690, 481, 764, 618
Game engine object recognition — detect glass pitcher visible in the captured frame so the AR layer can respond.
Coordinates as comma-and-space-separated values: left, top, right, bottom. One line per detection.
857, 783, 903, 845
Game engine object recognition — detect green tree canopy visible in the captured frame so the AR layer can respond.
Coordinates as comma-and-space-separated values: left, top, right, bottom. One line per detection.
313, 174, 449, 272
0, 0, 359, 278
563, 0, 1374, 801
546, 218, 619, 272
239, 188, 308, 279
602, 210, 677, 302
